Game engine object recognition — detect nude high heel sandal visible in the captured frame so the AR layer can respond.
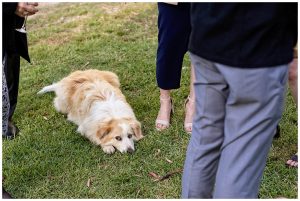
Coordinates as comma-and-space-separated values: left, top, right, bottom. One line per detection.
155, 96, 174, 131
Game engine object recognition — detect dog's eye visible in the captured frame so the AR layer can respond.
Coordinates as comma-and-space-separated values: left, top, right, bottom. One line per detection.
128, 134, 132, 139
115, 136, 122, 141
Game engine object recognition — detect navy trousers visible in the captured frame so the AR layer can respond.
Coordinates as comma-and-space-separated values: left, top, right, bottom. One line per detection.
156, 3, 191, 90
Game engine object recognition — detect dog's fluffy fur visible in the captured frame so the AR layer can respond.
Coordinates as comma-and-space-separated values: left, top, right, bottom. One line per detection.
38, 69, 143, 154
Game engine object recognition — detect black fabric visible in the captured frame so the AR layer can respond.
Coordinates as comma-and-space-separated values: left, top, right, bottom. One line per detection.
3, 53, 20, 120
2, 2, 30, 62
15, 29, 30, 62
156, 3, 191, 89
2, 2, 17, 15
189, 3, 297, 68
2, 2, 29, 126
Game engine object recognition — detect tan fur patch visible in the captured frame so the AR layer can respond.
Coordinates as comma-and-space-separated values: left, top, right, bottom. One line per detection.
98, 120, 123, 144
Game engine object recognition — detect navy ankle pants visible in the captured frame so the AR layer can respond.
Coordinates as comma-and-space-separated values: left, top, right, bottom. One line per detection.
156, 3, 191, 90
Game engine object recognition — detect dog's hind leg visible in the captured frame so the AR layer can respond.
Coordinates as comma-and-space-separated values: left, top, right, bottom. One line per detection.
54, 97, 69, 114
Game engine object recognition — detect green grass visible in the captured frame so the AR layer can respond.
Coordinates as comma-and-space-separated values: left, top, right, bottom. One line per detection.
2, 3, 297, 199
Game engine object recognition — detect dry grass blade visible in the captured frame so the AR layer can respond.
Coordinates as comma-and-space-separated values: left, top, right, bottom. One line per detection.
148, 172, 160, 181
165, 158, 173, 163
86, 178, 92, 188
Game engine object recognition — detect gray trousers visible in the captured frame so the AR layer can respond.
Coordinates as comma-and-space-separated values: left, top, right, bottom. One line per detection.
182, 53, 288, 198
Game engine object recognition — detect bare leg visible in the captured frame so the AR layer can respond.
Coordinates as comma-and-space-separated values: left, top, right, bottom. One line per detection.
286, 58, 298, 167
184, 64, 196, 133
288, 58, 297, 106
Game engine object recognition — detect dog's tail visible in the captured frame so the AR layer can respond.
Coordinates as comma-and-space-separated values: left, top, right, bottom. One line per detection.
37, 83, 58, 95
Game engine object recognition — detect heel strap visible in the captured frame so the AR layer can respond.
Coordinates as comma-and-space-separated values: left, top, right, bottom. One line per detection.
160, 96, 171, 101
156, 120, 170, 127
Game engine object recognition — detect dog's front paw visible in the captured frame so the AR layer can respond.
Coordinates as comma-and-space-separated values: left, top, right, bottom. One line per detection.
102, 146, 115, 154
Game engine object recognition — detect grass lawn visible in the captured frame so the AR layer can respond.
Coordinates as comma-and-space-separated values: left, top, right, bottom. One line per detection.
2, 3, 298, 199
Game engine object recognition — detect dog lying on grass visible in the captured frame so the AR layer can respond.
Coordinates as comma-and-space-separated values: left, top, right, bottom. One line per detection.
38, 69, 143, 154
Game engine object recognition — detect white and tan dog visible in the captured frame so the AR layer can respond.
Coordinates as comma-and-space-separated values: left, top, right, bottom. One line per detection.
38, 69, 143, 154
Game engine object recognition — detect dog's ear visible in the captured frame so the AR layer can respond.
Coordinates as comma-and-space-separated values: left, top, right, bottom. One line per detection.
96, 121, 112, 140
130, 120, 144, 141
101, 71, 120, 88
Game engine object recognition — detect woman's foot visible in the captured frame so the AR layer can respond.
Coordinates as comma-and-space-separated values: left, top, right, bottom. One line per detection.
184, 96, 195, 134
156, 96, 173, 131
286, 153, 298, 168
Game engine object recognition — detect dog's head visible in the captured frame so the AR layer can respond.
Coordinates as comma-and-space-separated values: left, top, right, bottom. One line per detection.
97, 118, 143, 153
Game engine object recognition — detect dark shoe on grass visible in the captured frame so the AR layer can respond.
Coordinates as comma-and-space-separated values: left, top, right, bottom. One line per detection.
2, 121, 19, 140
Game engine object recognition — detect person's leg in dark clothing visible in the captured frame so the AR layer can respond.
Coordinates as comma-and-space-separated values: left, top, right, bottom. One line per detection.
155, 3, 193, 131
3, 53, 20, 139
156, 3, 191, 90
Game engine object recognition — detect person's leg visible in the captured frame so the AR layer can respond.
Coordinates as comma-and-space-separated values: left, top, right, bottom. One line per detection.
155, 3, 191, 130
184, 64, 195, 133
286, 58, 298, 167
4, 54, 20, 120
274, 58, 297, 139
2, 54, 10, 137
2, 54, 14, 198
156, 3, 191, 90
213, 64, 288, 198
4, 53, 20, 138
288, 58, 297, 105
182, 54, 228, 198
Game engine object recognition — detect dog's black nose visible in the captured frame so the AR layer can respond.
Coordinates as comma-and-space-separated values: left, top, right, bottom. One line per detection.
127, 148, 134, 154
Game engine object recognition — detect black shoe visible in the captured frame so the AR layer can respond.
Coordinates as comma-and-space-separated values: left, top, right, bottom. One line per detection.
2, 122, 19, 140
274, 125, 280, 139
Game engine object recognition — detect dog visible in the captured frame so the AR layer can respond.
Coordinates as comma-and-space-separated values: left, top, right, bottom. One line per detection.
38, 69, 143, 154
